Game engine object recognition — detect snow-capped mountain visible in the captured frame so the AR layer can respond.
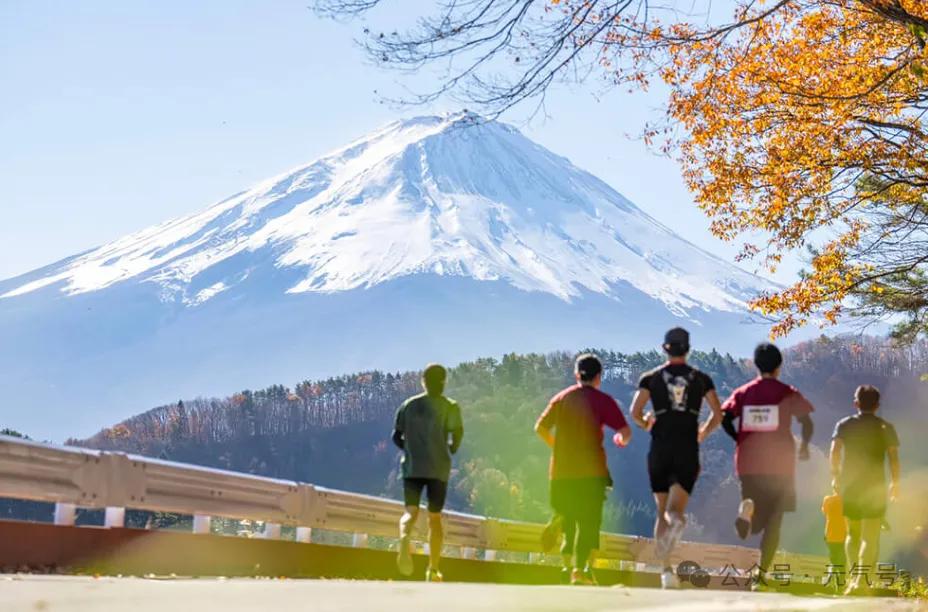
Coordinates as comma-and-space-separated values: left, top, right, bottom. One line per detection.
0, 113, 773, 440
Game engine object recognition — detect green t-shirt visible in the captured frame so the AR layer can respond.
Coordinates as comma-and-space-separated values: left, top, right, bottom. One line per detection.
394, 393, 463, 481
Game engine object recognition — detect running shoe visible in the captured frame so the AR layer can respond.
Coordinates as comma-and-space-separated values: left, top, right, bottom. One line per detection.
541, 514, 563, 553
660, 568, 681, 589
396, 536, 414, 577
735, 498, 754, 540
749, 568, 774, 592
570, 568, 595, 586
425, 568, 444, 583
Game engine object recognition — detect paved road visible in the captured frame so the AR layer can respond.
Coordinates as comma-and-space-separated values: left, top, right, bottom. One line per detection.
2, 576, 924, 612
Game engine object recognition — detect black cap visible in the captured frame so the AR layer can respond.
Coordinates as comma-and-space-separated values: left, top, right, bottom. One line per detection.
753, 342, 783, 374
575, 353, 603, 382
664, 327, 690, 346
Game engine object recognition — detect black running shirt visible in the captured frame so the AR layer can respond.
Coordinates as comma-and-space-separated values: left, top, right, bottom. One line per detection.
833, 413, 899, 490
638, 363, 715, 448
394, 393, 463, 482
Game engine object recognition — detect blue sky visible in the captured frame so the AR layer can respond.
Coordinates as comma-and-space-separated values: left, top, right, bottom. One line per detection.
0, 0, 798, 282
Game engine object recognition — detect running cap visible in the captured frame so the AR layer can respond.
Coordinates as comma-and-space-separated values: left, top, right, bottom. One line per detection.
753, 342, 783, 374
575, 353, 603, 382
663, 327, 690, 356
422, 363, 447, 395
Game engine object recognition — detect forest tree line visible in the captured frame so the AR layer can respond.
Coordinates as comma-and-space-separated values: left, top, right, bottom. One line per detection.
62, 335, 928, 554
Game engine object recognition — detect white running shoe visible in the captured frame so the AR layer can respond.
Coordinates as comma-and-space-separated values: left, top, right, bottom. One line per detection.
661, 568, 680, 589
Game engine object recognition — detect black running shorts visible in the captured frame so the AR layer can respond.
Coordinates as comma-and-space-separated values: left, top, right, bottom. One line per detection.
403, 478, 448, 513
648, 445, 700, 495
549, 477, 608, 556
739, 474, 796, 533
842, 481, 887, 521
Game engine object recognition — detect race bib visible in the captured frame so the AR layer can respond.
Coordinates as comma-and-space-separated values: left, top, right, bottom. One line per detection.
742, 404, 780, 432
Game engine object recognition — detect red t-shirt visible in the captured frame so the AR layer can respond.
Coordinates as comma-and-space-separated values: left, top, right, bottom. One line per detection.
536, 384, 628, 480
722, 377, 814, 476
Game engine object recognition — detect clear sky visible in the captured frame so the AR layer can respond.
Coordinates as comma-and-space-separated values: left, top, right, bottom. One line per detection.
0, 0, 798, 283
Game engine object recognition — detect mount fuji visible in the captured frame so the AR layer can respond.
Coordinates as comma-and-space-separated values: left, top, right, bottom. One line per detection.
1, 113, 773, 440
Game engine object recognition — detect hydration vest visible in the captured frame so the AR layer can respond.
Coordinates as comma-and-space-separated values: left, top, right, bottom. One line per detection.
647, 366, 703, 417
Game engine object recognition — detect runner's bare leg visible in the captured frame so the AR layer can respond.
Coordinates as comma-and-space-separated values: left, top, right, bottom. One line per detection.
400, 506, 418, 540
653, 492, 669, 561
428, 512, 444, 571
397, 506, 419, 576
759, 511, 783, 573
663, 484, 689, 565
857, 518, 882, 589
845, 519, 862, 589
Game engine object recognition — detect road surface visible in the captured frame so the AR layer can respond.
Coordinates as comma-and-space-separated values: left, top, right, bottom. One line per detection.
2, 575, 924, 611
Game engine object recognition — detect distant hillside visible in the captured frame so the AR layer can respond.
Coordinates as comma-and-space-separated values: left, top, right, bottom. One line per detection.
70, 336, 928, 564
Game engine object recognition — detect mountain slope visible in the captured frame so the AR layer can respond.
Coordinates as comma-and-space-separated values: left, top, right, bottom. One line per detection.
1, 113, 773, 440
2, 113, 766, 313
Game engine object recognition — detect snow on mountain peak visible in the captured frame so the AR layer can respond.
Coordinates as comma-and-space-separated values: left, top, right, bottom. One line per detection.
2, 114, 769, 316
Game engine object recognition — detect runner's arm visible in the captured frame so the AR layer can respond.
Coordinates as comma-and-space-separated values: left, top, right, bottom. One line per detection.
629, 389, 653, 431
720, 389, 741, 442
797, 413, 814, 460
613, 425, 632, 447
535, 421, 555, 448
698, 389, 723, 443
829, 438, 843, 489
449, 427, 464, 454
392, 404, 405, 450
721, 412, 738, 442
888, 446, 900, 501
447, 403, 464, 454
536, 400, 557, 448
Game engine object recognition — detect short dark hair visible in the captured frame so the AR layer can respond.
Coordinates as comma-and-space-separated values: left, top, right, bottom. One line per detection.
422, 363, 447, 395
663, 327, 690, 357
753, 342, 783, 374
855, 385, 880, 412
575, 353, 603, 382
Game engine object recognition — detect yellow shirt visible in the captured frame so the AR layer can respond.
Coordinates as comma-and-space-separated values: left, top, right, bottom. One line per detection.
822, 493, 847, 543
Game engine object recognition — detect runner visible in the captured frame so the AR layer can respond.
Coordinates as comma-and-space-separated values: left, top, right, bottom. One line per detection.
720, 342, 814, 589
535, 353, 632, 586
392, 363, 464, 582
630, 327, 722, 589
830, 384, 900, 595
821, 485, 848, 591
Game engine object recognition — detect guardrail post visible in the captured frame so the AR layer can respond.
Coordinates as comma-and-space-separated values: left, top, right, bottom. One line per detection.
296, 527, 312, 543
352, 533, 368, 548
263, 522, 281, 539
54, 503, 76, 526
104, 506, 125, 528
192, 514, 211, 534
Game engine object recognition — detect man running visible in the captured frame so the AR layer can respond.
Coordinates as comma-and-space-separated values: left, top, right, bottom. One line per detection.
721, 342, 814, 588
630, 327, 722, 589
392, 363, 464, 582
535, 353, 631, 586
830, 384, 900, 595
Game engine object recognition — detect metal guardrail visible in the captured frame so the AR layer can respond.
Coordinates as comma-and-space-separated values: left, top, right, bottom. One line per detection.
0, 435, 825, 575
